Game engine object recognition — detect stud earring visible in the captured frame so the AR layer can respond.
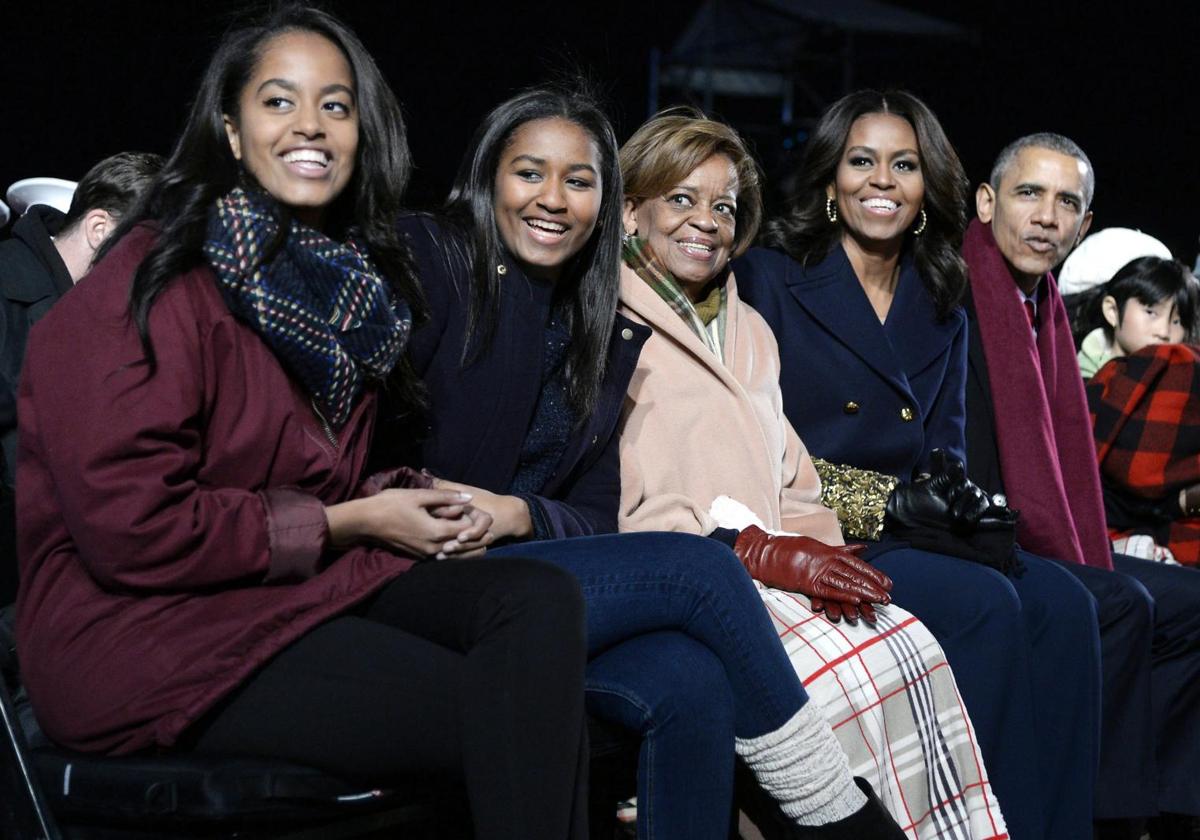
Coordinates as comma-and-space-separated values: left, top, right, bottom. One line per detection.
912, 208, 927, 236
825, 197, 838, 224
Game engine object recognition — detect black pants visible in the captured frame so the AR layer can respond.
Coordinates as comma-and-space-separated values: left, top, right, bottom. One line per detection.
189, 555, 589, 840
1059, 554, 1200, 817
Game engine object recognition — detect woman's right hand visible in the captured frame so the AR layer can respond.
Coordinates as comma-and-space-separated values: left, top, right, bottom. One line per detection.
732, 525, 892, 613
325, 488, 494, 559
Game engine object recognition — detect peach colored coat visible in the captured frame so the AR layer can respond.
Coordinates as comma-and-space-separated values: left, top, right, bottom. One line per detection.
616, 264, 843, 545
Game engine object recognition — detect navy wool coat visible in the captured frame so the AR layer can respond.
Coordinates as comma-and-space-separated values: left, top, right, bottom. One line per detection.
733, 245, 967, 481
372, 215, 649, 538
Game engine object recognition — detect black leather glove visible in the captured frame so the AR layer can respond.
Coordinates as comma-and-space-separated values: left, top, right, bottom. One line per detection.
886, 452, 1025, 575
885, 450, 991, 533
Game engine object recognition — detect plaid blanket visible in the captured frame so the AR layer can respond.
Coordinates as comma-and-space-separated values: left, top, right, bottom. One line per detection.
759, 585, 1007, 839
1087, 343, 1200, 565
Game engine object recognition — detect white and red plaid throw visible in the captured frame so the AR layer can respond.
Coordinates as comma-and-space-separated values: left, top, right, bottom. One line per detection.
758, 584, 1007, 840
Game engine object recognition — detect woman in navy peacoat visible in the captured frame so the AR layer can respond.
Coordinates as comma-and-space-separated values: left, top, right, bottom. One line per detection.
735, 90, 1103, 840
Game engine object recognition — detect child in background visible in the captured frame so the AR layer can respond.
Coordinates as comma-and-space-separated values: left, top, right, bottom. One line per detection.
1077, 257, 1199, 378
1085, 258, 1200, 564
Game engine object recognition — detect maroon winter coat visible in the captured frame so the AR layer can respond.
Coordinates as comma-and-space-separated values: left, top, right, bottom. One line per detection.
15, 226, 420, 754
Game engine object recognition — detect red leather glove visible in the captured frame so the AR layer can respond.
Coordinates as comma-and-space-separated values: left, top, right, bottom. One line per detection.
733, 525, 892, 605
810, 597, 877, 625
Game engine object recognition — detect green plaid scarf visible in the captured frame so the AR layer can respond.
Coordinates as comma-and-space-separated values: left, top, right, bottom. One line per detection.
622, 235, 727, 360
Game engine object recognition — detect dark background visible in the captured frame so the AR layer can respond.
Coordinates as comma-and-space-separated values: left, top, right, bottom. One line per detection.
4, 1, 1197, 263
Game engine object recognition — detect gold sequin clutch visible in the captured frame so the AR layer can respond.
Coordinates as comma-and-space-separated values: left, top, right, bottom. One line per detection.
812, 457, 899, 541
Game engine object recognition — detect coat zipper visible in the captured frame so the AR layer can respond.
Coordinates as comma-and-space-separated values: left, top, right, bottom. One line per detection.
311, 399, 339, 450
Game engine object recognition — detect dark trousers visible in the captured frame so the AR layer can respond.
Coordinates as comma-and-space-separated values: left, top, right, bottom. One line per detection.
873, 547, 1101, 840
1062, 554, 1200, 817
189, 555, 589, 840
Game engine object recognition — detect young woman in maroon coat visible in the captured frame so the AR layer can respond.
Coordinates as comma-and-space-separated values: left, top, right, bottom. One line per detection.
14, 8, 594, 838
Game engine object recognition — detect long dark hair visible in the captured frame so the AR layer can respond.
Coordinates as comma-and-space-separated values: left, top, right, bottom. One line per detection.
764, 89, 968, 319
443, 83, 622, 418
100, 4, 426, 403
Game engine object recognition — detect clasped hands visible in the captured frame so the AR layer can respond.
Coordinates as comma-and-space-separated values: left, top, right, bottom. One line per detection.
326, 469, 509, 560
733, 525, 892, 625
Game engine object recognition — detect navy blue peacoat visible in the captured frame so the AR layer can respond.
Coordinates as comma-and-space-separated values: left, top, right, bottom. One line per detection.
733, 245, 967, 481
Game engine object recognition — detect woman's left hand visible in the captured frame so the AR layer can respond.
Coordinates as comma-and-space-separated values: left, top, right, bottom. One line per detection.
432, 479, 533, 542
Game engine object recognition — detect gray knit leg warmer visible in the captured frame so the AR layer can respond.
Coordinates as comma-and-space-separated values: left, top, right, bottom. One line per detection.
735, 702, 867, 826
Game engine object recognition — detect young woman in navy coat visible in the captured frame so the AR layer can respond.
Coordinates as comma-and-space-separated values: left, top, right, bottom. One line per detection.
372, 87, 906, 839
734, 90, 1103, 840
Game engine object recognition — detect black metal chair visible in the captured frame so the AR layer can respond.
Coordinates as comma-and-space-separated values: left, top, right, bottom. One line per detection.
1, 609, 638, 840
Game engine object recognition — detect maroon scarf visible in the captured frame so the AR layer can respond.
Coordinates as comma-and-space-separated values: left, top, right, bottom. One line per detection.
964, 219, 1112, 569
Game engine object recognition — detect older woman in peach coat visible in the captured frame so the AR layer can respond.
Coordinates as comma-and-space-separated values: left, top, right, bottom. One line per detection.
616, 109, 1006, 840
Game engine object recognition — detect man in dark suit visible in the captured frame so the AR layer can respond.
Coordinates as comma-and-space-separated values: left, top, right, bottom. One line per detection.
962, 133, 1200, 839
0, 151, 161, 604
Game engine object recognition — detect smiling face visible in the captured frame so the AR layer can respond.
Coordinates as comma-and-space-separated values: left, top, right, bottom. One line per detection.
223, 30, 358, 228
492, 117, 602, 282
623, 154, 738, 295
976, 146, 1094, 293
829, 113, 924, 253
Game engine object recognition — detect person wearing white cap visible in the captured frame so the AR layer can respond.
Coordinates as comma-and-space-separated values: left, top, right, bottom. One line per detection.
0, 151, 161, 603
1058, 227, 1173, 298
5, 177, 77, 217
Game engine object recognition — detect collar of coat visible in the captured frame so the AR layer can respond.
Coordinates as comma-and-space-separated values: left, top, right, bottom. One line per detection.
774, 243, 962, 395
3, 205, 74, 301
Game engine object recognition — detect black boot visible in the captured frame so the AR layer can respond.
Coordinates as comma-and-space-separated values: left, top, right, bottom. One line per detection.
736, 761, 907, 840
1147, 813, 1200, 840
1094, 817, 1146, 840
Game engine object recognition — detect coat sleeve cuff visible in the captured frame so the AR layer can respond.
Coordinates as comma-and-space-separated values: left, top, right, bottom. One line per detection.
513, 493, 553, 541
708, 527, 741, 548
260, 488, 329, 582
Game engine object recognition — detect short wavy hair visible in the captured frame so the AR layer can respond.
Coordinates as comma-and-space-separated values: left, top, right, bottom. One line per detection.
620, 107, 763, 256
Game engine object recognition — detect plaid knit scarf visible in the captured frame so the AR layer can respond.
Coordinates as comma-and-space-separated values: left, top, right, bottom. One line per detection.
203, 187, 411, 428
622, 235, 727, 360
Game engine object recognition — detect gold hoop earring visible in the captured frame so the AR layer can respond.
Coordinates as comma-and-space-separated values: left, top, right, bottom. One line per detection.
912, 208, 927, 236
825, 197, 838, 224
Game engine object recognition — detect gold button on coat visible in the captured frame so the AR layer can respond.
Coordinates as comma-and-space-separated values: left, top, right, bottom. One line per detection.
843, 401, 859, 415
900, 407, 915, 421
621, 328, 634, 340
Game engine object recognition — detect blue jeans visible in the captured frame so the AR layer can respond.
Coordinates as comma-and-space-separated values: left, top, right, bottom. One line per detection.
491, 532, 809, 840
872, 546, 1101, 840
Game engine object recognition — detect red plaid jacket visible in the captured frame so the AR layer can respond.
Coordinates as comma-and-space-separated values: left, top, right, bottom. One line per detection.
1087, 343, 1200, 565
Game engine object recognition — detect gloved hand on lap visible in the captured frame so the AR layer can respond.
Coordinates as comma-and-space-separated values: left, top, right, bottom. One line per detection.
733, 525, 892, 616
886, 449, 991, 532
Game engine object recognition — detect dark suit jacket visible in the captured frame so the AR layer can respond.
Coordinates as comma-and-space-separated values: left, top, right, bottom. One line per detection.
1, 205, 73, 489
962, 292, 1007, 497
734, 245, 967, 481
373, 215, 649, 539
